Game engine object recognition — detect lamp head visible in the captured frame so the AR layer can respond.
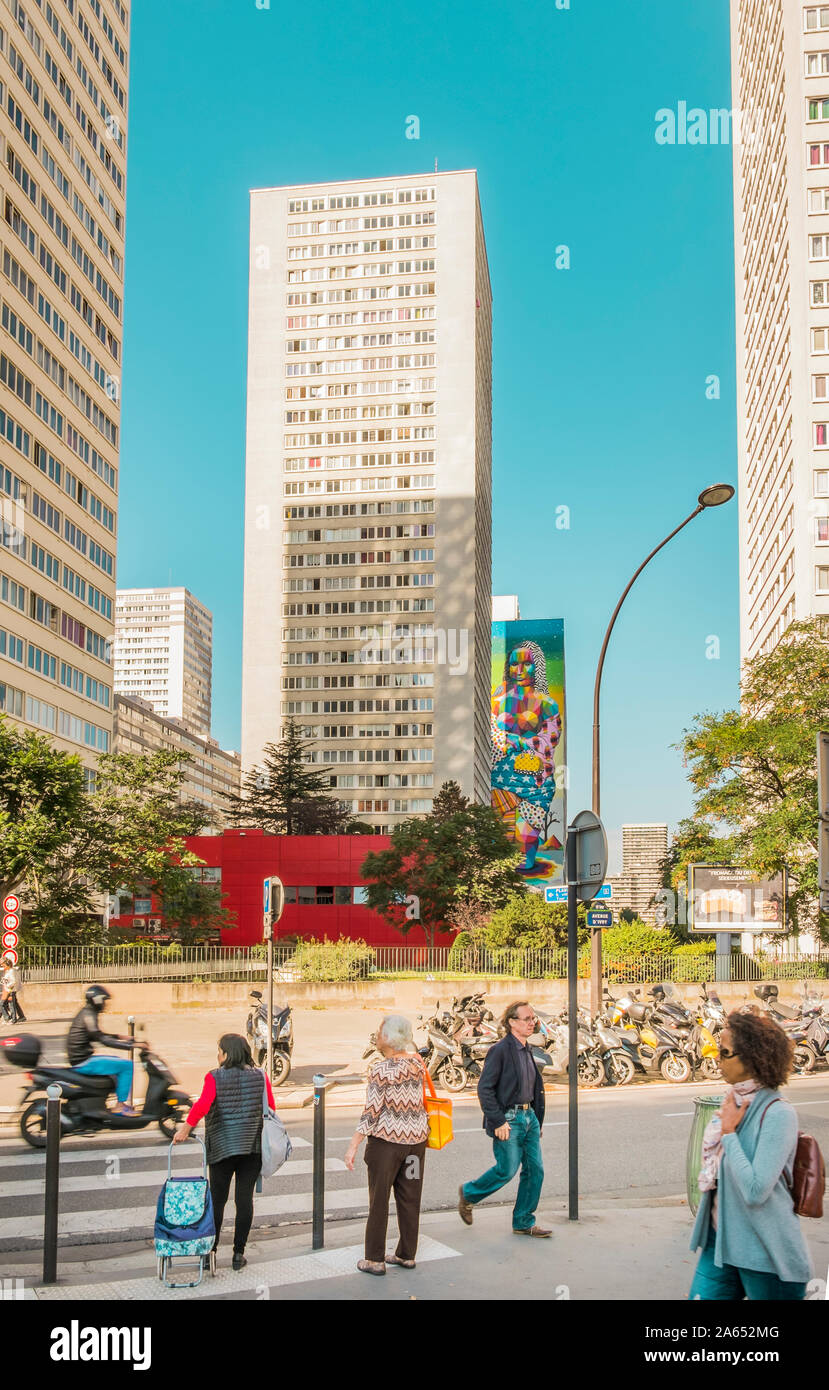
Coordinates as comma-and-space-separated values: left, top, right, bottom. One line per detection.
698, 483, 735, 508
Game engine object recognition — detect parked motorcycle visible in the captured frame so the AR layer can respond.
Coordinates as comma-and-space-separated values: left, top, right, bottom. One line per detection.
606, 990, 693, 1083
0, 1033, 191, 1148
245, 990, 293, 1085
535, 1009, 607, 1087
648, 984, 720, 1080
416, 1008, 469, 1092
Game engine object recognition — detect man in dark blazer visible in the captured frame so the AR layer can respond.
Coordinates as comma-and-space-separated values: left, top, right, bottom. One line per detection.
458, 1000, 551, 1237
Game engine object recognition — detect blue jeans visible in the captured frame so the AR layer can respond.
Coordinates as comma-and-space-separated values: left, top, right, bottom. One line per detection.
462, 1107, 544, 1230
73, 1056, 134, 1104
690, 1227, 806, 1301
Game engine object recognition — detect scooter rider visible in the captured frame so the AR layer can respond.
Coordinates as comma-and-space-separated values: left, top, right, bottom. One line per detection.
67, 985, 142, 1116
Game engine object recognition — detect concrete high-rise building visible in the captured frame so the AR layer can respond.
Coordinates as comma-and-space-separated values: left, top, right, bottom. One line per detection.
113, 587, 213, 734
241, 171, 493, 832
730, 0, 829, 660
607, 822, 668, 922
113, 694, 240, 827
0, 1, 129, 770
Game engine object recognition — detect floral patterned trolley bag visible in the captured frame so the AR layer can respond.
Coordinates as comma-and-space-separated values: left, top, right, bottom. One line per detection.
154, 1136, 217, 1289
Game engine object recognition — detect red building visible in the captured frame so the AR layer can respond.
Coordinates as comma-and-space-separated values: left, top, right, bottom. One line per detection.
112, 829, 431, 948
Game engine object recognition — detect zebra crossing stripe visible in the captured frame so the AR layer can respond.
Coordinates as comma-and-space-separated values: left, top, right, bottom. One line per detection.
0, 1157, 344, 1198
0, 1185, 370, 1243
33, 1236, 461, 1300
0, 1135, 311, 1168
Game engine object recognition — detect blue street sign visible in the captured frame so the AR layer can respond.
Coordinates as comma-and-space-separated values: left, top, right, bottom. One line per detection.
587, 910, 613, 928
546, 883, 612, 903
263, 879, 270, 916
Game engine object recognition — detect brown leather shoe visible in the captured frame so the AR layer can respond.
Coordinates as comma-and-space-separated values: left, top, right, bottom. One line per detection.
458, 1184, 474, 1225
513, 1226, 552, 1238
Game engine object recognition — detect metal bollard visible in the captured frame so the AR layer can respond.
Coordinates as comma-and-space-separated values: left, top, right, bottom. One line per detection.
310, 1072, 365, 1251
42, 1082, 62, 1284
312, 1074, 326, 1250
127, 1016, 135, 1107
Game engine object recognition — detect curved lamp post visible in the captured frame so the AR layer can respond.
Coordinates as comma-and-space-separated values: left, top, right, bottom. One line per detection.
589, 483, 735, 1013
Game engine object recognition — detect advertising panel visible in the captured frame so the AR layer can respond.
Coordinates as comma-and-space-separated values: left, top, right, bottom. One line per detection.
688, 864, 788, 933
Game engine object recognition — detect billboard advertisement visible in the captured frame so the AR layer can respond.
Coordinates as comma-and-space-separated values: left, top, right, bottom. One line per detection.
490, 618, 566, 894
687, 864, 788, 933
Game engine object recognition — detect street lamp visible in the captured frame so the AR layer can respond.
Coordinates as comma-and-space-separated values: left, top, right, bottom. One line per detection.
588, 482, 735, 1013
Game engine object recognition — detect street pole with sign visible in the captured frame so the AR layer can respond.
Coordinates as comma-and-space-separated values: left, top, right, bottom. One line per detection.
262, 876, 285, 1082
565, 809, 608, 1221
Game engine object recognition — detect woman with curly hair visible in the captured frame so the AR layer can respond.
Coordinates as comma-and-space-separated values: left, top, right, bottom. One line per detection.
689, 1010, 812, 1300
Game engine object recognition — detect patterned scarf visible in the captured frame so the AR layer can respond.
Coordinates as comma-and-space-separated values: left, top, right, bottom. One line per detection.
698, 1079, 761, 1192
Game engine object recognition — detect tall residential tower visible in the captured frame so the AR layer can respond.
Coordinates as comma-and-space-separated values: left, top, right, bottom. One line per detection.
241, 171, 493, 832
0, 0, 128, 769
114, 586, 213, 735
731, 0, 829, 659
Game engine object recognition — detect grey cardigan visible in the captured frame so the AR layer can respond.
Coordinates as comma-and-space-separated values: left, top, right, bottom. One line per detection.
690, 1087, 812, 1284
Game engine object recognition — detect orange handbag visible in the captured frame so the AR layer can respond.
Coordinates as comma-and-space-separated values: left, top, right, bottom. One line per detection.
421, 1063, 453, 1150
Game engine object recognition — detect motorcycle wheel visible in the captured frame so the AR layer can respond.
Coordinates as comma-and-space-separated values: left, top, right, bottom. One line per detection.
270, 1051, 291, 1087
256, 1048, 293, 1086
577, 1053, 605, 1087
793, 1044, 816, 1075
158, 1101, 190, 1140
698, 1057, 722, 1081
660, 1053, 692, 1084
438, 1062, 469, 1093
20, 1101, 50, 1148
604, 1052, 636, 1086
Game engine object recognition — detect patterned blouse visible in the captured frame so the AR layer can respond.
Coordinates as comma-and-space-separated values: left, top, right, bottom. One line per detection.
357, 1055, 429, 1144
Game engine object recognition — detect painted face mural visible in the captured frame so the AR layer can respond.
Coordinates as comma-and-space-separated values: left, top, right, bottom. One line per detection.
490, 629, 565, 880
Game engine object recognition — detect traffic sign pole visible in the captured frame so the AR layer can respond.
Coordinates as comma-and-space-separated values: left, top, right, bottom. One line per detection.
262, 877, 284, 1085
566, 829, 579, 1222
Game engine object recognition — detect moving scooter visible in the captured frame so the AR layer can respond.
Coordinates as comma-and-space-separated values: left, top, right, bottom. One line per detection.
0, 1033, 191, 1148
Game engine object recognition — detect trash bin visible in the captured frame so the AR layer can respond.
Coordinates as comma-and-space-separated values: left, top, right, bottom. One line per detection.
686, 1093, 723, 1215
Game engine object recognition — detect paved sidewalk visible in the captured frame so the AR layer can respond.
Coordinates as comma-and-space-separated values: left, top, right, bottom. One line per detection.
14, 1197, 829, 1301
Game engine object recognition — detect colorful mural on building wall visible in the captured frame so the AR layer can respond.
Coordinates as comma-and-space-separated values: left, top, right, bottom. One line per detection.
490, 619, 566, 892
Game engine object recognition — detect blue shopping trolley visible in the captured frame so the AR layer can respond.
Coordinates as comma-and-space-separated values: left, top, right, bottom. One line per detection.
154, 1135, 217, 1288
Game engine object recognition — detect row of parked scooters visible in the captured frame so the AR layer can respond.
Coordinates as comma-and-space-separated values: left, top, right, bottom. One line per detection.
365, 981, 829, 1092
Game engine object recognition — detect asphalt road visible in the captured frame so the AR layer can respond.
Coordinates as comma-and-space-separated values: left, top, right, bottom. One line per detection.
2, 1070, 828, 1254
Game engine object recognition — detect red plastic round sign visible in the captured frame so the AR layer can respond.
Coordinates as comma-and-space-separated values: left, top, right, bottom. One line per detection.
2, 895, 19, 913
3, 914, 19, 933
2, 931, 18, 949
2, 948, 18, 965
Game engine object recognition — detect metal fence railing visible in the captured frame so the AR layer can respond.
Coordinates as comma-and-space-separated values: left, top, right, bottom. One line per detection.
16, 944, 829, 985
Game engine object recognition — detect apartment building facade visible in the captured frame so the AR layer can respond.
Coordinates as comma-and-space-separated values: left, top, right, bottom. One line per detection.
113, 693, 240, 827
730, 0, 829, 659
607, 822, 668, 923
241, 171, 493, 832
0, 0, 128, 770
113, 586, 213, 735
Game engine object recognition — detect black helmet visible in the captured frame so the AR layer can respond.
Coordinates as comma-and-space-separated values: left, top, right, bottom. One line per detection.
85, 984, 111, 1009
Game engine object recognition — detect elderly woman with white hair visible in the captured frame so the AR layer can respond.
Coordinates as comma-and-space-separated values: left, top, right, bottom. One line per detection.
344, 1014, 429, 1276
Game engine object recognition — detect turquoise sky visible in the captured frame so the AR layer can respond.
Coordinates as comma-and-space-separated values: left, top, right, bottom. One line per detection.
119, 0, 737, 870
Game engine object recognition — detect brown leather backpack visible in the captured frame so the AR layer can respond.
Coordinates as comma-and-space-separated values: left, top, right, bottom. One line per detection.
760, 1098, 825, 1218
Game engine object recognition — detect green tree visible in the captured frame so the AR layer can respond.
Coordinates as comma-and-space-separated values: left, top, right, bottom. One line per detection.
0, 717, 209, 943
223, 718, 352, 834
360, 790, 524, 947
159, 870, 238, 946
483, 894, 590, 951
676, 618, 829, 938
430, 780, 470, 822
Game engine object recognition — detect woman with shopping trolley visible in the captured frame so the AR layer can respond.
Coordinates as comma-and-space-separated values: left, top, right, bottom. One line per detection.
174, 1033, 276, 1271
